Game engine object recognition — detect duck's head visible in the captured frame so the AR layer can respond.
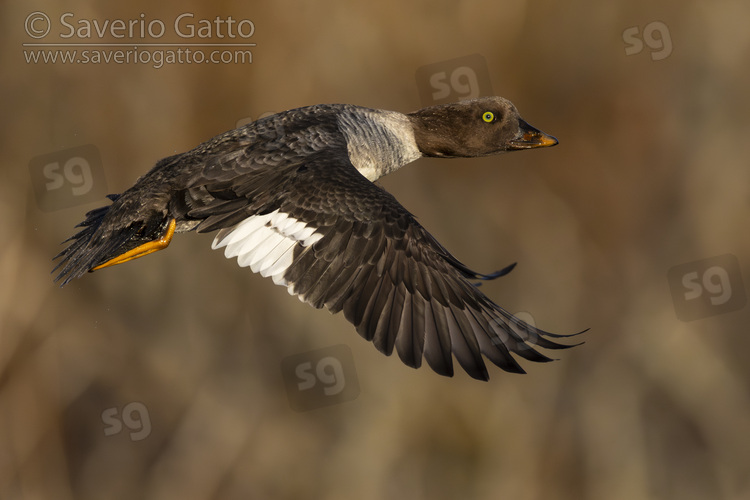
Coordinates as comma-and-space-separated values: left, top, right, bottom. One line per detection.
407, 96, 558, 158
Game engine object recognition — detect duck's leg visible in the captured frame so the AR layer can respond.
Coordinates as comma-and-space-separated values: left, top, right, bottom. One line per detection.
92, 218, 176, 270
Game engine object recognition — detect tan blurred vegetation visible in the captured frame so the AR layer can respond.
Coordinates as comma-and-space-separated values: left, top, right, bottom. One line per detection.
2, 0, 750, 499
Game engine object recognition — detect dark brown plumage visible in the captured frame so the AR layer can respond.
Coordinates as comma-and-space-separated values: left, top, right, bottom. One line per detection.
54, 98, 582, 380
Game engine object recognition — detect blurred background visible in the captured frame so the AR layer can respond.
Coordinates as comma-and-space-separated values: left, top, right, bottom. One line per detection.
2, 0, 749, 499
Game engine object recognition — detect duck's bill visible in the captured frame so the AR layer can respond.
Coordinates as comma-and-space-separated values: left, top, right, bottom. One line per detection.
508, 119, 559, 149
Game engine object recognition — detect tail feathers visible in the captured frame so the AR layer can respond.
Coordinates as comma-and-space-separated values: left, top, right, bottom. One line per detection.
53, 194, 171, 286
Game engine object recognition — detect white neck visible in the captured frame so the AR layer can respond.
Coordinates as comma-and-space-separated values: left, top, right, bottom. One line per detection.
337, 109, 422, 181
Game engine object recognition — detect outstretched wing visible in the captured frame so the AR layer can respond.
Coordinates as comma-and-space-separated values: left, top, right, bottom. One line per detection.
183, 151, 579, 381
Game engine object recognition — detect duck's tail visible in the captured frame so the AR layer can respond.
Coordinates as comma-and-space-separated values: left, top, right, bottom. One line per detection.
53, 193, 175, 287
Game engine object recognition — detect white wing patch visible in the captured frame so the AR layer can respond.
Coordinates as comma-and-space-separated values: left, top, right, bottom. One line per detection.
211, 209, 323, 288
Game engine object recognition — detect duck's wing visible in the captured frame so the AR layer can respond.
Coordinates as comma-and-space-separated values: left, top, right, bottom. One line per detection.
187, 151, 580, 381
52, 108, 339, 285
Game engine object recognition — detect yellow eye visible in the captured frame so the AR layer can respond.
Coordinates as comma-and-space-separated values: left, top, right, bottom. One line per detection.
482, 111, 495, 123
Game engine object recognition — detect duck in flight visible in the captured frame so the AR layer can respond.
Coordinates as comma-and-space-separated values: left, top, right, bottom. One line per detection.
54, 97, 581, 380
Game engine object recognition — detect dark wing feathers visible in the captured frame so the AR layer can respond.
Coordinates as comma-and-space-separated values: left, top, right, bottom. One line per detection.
180, 146, 577, 380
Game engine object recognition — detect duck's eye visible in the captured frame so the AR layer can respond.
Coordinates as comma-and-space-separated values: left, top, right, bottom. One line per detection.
482, 111, 495, 123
